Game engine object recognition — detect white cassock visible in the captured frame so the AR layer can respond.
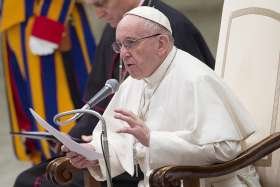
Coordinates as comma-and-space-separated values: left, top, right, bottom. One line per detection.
88, 47, 260, 187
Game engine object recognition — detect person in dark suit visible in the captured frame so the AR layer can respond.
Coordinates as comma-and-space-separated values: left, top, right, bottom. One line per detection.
84, 0, 215, 116
14, 0, 215, 186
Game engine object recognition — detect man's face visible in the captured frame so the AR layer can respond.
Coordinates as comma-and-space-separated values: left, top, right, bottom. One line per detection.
116, 15, 162, 80
85, 0, 137, 27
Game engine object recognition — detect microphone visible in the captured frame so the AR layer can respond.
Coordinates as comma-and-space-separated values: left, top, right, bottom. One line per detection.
53, 79, 119, 125
84, 79, 119, 109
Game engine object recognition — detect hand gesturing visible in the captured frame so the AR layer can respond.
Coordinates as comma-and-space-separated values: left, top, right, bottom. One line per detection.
114, 108, 150, 147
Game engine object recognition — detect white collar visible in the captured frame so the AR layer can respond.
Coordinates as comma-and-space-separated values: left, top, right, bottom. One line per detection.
144, 46, 177, 88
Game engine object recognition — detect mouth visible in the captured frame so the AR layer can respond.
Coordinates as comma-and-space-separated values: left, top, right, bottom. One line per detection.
127, 64, 134, 67
123, 59, 135, 69
125, 63, 136, 70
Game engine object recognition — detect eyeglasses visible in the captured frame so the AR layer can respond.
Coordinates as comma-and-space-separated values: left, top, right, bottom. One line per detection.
112, 33, 161, 53
92, 0, 107, 7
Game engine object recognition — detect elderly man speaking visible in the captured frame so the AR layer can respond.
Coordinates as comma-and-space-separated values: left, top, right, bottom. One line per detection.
65, 6, 259, 187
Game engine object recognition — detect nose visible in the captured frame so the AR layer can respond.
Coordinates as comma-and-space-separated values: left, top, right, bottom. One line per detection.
120, 46, 130, 59
95, 7, 106, 18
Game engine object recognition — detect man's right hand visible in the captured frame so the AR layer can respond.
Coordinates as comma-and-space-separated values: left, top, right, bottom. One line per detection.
62, 143, 99, 169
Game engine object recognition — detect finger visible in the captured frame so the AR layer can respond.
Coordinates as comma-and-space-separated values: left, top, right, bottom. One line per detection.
66, 151, 79, 158
72, 158, 98, 169
114, 114, 136, 127
91, 160, 99, 167
76, 161, 88, 169
81, 135, 93, 142
71, 155, 86, 164
80, 160, 96, 168
71, 159, 87, 169
70, 156, 88, 168
55, 142, 63, 154
114, 109, 137, 119
61, 145, 69, 152
116, 127, 135, 135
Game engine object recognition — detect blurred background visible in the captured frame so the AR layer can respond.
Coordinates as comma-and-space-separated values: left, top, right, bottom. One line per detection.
0, 0, 223, 186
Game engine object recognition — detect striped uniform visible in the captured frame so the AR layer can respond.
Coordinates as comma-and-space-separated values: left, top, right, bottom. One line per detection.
0, 0, 96, 163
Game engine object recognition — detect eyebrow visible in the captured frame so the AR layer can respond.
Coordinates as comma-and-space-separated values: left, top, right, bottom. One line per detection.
116, 37, 137, 43
124, 37, 138, 40
93, 2, 103, 7
93, 0, 106, 7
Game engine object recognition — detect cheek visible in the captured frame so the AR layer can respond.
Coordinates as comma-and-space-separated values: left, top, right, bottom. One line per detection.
137, 54, 158, 75
133, 57, 150, 75
126, 48, 155, 75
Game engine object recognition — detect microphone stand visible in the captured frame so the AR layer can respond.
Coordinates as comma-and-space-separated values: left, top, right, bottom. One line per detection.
53, 109, 112, 187
53, 104, 89, 126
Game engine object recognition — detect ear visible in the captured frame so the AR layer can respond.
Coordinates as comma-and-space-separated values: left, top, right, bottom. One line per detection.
157, 35, 169, 56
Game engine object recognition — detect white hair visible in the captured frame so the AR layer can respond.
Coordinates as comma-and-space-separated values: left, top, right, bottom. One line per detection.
141, 18, 174, 45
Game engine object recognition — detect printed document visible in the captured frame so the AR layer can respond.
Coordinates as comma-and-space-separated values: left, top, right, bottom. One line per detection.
29, 108, 103, 160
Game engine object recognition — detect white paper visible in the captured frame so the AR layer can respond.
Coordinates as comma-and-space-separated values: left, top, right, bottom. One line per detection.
29, 108, 103, 160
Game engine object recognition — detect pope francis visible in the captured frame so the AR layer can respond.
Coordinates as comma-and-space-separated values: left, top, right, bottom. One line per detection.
64, 6, 261, 187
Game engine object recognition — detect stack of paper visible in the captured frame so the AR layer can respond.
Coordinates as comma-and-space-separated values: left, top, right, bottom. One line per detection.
29, 108, 103, 161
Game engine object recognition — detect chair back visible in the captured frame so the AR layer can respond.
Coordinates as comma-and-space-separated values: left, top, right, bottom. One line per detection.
215, 0, 280, 186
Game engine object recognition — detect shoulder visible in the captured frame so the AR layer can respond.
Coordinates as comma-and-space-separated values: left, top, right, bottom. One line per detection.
171, 49, 217, 82
100, 24, 116, 42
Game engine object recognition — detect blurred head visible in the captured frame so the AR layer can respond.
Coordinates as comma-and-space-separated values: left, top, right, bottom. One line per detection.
114, 7, 174, 80
84, 0, 140, 27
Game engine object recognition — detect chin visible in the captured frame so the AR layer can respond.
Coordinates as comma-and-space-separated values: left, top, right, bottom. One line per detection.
130, 74, 142, 80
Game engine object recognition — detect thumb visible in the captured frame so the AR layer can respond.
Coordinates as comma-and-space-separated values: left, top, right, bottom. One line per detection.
81, 135, 93, 142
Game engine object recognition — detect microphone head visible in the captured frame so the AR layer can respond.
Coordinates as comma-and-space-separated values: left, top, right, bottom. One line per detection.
105, 79, 119, 93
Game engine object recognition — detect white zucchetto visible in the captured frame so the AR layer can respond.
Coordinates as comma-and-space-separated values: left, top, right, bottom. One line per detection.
124, 6, 172, 34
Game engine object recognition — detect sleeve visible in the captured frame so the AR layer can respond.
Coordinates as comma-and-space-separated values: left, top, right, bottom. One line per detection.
147, 75, 254, 169
148, 136, 242, 169
87, 85, 136, 180
87, 143, 125, 181
29, 0, 75, 55
0, 0, 26, 32
87, 131, 129, 181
